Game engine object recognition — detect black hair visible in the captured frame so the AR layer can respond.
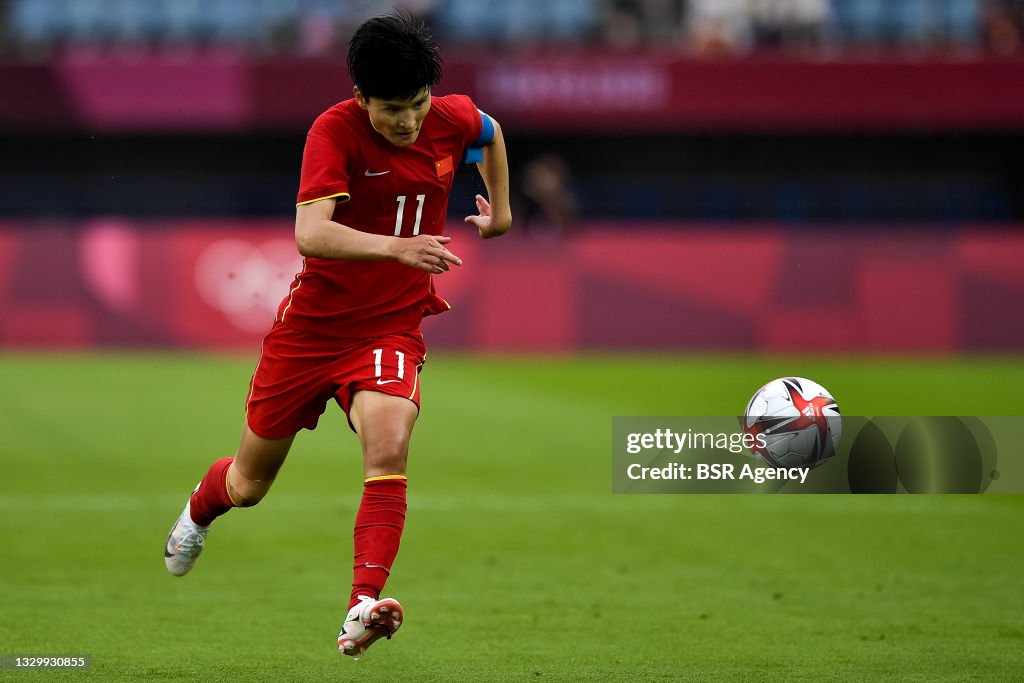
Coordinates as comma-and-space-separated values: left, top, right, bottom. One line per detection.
348, 11, 442, 101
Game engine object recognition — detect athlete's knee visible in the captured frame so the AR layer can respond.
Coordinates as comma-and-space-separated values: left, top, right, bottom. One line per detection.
229, 427, 291, 507
363, 432, 410, 473
226, 471, 272, 507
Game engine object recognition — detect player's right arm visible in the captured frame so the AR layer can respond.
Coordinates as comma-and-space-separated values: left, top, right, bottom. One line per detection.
295, 197, 462, 274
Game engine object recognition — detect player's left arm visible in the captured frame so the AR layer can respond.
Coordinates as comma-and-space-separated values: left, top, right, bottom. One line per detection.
464, 117, 512, 240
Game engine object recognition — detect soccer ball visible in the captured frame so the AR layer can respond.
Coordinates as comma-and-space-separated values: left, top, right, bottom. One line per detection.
742, 377, 841, 468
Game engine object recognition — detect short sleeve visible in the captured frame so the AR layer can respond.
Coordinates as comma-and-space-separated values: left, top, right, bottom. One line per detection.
296, 124, 352, 206
445, 94, 483, 148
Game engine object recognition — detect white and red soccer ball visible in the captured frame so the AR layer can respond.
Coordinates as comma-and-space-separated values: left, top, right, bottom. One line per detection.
743, 377, 841, 468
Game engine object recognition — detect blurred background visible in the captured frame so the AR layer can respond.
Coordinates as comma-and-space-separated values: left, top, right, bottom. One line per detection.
3, 4, 1024, 679
1, 0, 1022, 353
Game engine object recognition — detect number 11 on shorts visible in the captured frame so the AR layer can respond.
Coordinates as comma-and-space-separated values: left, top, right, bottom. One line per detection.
373, 348, 405, 384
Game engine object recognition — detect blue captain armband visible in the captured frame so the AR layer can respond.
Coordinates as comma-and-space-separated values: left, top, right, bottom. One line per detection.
464, 110, 495, 164
476, 111, 495, 146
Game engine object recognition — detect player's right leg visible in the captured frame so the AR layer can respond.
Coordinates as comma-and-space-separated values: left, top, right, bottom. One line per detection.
164, 426, 294, 576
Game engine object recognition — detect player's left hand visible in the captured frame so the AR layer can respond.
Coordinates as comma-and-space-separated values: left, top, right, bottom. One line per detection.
464, 194, 511, 239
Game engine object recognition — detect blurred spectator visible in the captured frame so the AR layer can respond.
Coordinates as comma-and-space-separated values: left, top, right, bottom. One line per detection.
519, 155, 579, 237
599, 0, 685, 49
984, 0, 1024, 54
749, 0, 829, 50
686, 0, 754, 54
601, 0, 646, 49
624, 0, 687, 46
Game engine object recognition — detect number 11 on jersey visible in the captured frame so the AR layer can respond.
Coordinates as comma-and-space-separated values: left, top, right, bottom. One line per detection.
394, 194, 425, 236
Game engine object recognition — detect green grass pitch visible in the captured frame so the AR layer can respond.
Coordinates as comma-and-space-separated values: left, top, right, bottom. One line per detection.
1, 353, 1023, 681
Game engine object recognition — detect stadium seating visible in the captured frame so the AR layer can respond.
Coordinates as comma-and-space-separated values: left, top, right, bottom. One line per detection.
6, 0, 996, 52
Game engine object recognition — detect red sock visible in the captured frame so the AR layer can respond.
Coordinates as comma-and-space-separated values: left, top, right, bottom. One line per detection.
349, 476, 407, 609
189, 457, 236, 527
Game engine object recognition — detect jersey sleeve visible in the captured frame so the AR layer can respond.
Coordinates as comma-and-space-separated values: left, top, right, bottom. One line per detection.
444, 94, 484, 148
296, 116, 354, 206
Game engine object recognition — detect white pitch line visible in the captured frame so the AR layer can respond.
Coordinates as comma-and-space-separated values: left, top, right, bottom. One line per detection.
0, 492, 688, 514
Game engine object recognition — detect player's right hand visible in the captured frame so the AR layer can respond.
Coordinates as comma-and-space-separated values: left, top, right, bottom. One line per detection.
391, 234, 462, 274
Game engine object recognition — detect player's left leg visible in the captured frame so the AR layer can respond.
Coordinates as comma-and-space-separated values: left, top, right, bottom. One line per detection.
337, 390, 416, 658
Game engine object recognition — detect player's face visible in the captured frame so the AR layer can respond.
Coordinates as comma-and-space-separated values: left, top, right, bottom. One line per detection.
356, 87, 432, 147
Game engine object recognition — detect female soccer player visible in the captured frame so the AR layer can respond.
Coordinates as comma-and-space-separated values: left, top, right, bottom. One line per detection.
163, 12, 510, 659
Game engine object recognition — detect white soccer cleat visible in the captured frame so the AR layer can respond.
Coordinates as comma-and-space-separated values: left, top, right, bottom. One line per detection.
337, 596, 404, 660
164, 500, 209, 577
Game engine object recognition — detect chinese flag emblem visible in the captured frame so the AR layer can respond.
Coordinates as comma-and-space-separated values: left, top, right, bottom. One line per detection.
435, 155, 453, 177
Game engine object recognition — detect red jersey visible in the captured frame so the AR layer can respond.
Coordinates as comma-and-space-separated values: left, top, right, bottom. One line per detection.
282, 94, 483, 339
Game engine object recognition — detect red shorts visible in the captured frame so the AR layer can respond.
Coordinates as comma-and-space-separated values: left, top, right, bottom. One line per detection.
245, 321, 427, 439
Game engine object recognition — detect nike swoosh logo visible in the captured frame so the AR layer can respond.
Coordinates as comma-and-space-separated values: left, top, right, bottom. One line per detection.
364, 170, 390, 176
376, 379, 401, 385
